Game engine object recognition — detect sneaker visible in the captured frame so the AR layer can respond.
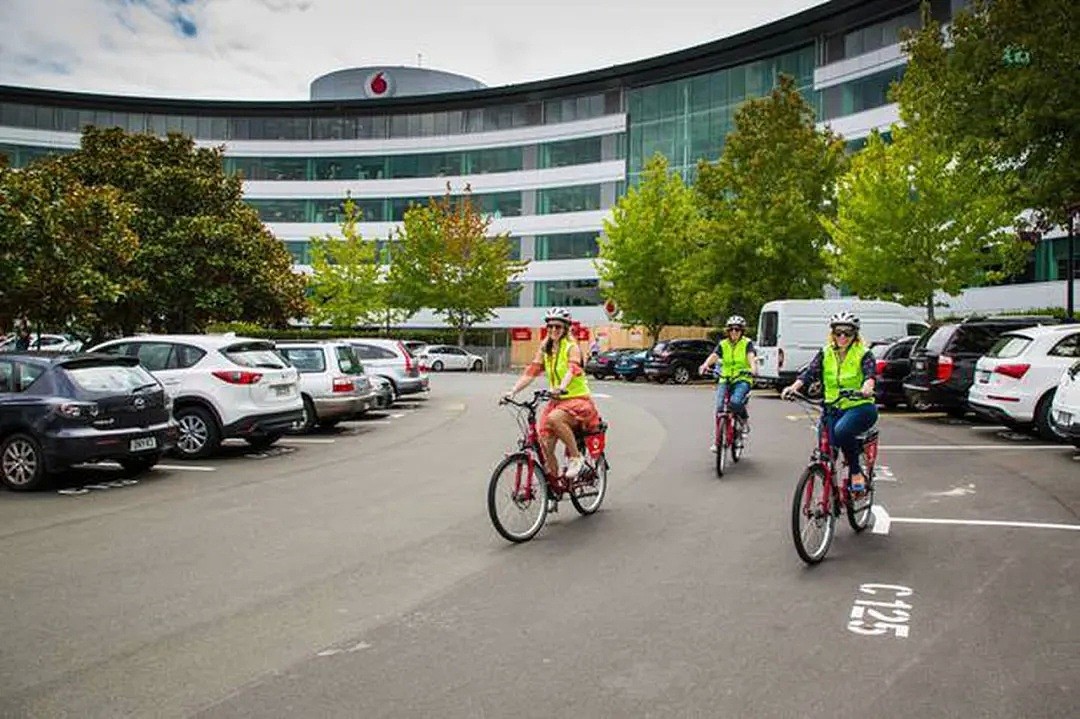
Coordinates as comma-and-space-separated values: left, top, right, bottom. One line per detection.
566, 455, 586, 478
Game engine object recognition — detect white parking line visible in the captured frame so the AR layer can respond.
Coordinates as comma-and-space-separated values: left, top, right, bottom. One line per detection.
279, 437, 336, 445
390, 413, 406, 419
870, 505, 1079, 535
593, 393, 612, 399
881, 444, 1064, 451
91, 462, 216, 473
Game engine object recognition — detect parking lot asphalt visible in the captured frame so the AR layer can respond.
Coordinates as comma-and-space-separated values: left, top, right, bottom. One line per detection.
1, 374, 1076, 718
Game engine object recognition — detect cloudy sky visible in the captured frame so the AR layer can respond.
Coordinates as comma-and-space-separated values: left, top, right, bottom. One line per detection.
0, 0, 826, 100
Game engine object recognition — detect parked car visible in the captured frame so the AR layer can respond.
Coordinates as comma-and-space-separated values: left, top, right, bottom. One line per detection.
903, 316, 1060, 418
613, 350, 648, 381
347, 339, 429, 401
967, 324, 1080, 439
415, 345, 484, 372
1050, 359, 1080, 448
871, 336, 918, 409
644, 339, 714, 384
276, 342, 377, 431
88, 334, 303, 459
0, 333, 84, 353
0, 352, 177, 490
586, 347, 637, 380
756, 299, 928, 388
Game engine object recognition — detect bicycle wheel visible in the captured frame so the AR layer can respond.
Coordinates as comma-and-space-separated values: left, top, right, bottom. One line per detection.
846, 449, 875, 533
715, 415, 727, 477
791, 466, 835, 565
569, 453, 608, 515
487, 453, 548, 543
730, 420, 744, 464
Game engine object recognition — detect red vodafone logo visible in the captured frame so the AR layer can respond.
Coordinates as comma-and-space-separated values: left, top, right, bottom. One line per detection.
365, 71, 393, 97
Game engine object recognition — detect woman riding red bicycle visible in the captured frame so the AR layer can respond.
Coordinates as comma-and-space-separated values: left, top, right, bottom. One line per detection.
781, 311, 877, 493
503, 307, 602, 480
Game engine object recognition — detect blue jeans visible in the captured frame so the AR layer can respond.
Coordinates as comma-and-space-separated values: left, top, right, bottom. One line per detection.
715, 380, 751, 419
824, 404, 878, 476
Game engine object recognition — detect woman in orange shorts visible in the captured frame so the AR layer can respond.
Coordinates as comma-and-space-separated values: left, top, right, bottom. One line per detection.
504, 307, 601, 478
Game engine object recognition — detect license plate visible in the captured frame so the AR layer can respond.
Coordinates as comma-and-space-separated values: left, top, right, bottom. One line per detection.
274, 385, 293, 396
977, 370, 990, 383
129, 437, 157, 452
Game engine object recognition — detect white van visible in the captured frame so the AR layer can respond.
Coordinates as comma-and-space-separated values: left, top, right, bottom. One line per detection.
756, 299, 928, 387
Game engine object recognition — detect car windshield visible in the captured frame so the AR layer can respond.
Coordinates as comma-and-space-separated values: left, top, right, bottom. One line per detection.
987, 335, 1032, 359
871, 344, 891, 359
336, 346, 364, 375
279, 348, 325, 373
224, 343, 288, 369
915, 325, 953, 354
64, 364, 158, 395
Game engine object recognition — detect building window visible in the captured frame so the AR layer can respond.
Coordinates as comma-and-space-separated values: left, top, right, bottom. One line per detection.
533, 280, 602, 307
539, 137, 602, 169
821, 65, 906, 120
843, 11, 920, 58
537, 185, 602, 214
284, 240, 311, 264
535, 233, 600, 260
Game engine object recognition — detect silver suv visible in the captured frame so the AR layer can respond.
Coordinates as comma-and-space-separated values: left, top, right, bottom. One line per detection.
276, 342, 376, 431
347, 339, 429, 401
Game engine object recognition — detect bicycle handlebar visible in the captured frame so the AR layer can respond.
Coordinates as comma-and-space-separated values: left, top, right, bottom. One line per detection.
499, 389, 560, 409
783, 387, 868, 409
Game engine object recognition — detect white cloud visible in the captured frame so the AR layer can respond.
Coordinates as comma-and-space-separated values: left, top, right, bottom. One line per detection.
0, 0, 826, 100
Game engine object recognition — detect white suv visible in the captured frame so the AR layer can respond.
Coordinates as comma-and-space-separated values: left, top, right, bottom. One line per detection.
1050, 360, 1080, 448
968, 323, 1080, 440
88, 334, 303, 458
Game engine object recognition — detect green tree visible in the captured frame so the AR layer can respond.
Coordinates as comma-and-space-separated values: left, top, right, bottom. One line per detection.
896, 0, 1080, 226
692, 74, 847, 323
307, 198, 384, 328
598, 154, 698, 343
825, 126, 1027, 322
61, 127, 307, 336
388, 187, 526, 345
0, 159, 140, 338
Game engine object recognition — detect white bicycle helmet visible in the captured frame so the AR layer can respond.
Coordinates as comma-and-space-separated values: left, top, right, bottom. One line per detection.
725, 315, 747, 329
828, 311, 860, 330
544, 307, 572, 327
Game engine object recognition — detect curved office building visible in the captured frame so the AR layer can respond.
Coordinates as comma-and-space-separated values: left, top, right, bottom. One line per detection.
2, 0, 1018, 329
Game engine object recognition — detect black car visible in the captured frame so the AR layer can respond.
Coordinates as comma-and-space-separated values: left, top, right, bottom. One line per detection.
0, 353, 177, 491
903, 316, 1060, 417
586, 347, 636, 379
871, 336, 918, 409
644, 339, 714, 384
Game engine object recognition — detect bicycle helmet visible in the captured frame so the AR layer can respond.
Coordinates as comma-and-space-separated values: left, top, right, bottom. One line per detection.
828, 311, 860, 330
544, 307, 572, 327
725, 315, 747, 329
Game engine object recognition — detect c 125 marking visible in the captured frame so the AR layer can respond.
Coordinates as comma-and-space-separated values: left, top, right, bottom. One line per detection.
847, 583, 913, 638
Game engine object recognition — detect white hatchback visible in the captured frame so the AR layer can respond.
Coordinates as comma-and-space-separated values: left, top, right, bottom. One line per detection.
415, 344, 485, 372
89, 334, 303, 458
968, 324, 1080, 440
1050, 360, 1080, 448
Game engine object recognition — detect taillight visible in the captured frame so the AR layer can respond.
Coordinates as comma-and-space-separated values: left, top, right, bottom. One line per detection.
58, 402, 99, 419
993, 363, 1030, 380
212, 370, 263, 385
778, 348, 785, 369
935, 355, 954, 382
332, 377, 355, 393
398, 342, 415, 374
875, 360, 886, 376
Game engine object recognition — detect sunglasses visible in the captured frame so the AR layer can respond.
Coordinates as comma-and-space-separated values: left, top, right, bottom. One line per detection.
833, 328, 855, 338
546, 323, 565, 330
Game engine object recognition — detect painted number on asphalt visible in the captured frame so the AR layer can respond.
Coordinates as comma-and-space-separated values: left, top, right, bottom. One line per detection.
875, 465, 896, 482
847, 583, 913, 639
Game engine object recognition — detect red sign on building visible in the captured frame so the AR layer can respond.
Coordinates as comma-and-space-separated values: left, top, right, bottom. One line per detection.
510, 327, 532, 341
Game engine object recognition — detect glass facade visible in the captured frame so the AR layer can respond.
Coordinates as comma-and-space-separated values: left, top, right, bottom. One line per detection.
535, 233, 601, 260
626, 45, 817, 182
0, 90, 620, 141
842, 11, 920, 58
250, 192, 525, 224
538, 136, 603, 169
285, 236, 522, 265
536, 185, 603, 214
0, 143, 72, 167
821, 65, 906, 120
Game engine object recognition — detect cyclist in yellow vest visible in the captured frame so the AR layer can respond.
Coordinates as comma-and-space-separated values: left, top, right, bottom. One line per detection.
782, 311, 878, 492
504, 307, 601, 479
699, 315, 757, 451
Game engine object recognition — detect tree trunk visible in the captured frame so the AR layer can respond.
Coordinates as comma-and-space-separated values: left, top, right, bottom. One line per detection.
926, 293, 935, 324
457, 325, 466, 348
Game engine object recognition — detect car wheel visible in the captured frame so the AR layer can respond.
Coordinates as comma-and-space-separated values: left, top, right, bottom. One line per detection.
119, 453, 160, 476
431, 360, 444, 372
1034, 390, 1065, 441
173, 406, 221, 459
0, 433, 47, 491
245, 432, 283, 450
298, 395, 318, 432
382, 378, 399, 404
472, 359, 483, 372
672, 365, 691, 384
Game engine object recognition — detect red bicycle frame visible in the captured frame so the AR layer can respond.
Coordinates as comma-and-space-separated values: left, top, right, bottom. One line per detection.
803, 407, 879, 514
715, 385, 737, 447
